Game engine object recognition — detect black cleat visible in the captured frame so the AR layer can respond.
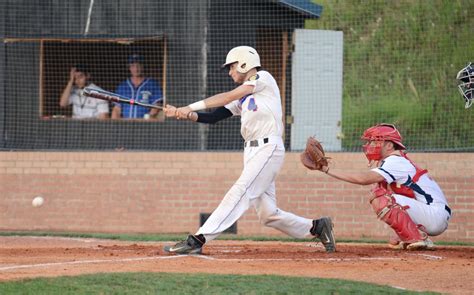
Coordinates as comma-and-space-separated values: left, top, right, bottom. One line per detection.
163, 235, 204, 255
311, 217, 336, 253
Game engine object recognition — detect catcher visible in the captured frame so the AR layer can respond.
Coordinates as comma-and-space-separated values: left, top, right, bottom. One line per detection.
302, 124, 451, 250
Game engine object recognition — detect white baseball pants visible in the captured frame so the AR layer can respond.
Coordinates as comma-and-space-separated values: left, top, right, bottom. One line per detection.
197, 137, 313, 242
394, 194, 450, 236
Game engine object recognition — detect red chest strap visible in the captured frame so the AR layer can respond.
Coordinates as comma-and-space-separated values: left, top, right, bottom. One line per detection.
400, 152, 428, 181
380, 153, 428, 198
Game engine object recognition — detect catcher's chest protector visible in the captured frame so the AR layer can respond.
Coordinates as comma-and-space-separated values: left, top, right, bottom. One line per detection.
380, 154, 428, 198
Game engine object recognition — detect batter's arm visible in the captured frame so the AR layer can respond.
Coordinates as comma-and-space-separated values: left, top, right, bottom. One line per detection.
201, 84, 254, 109
165, 104, 232, 124
191, 107, 233, 124
174, 84, 254, 119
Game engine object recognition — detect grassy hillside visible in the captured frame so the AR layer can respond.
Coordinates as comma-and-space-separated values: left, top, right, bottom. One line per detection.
306, 0, 473, 151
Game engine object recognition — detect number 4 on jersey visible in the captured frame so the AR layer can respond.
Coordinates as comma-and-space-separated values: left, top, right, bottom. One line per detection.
248, 97, 258, 111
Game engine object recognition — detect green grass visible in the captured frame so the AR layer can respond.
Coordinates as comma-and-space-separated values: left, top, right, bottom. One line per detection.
306, 0, 474, 151
0, 272, 438, 294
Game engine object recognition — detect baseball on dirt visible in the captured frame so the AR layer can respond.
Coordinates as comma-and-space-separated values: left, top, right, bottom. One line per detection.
32, 196, 44, 207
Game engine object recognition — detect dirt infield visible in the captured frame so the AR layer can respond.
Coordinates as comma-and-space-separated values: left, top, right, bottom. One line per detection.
0, 237, 472, 294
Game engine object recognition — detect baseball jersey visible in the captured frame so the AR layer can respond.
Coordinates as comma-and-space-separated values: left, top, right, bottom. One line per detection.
225, 71, 283, 141
372, 155, 448, 205
115, 78, 162, 118
69, 83, 109, 119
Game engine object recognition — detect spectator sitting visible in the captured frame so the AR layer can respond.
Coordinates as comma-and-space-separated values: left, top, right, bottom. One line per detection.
59, 65, 109, 119
111, 54, 163, 119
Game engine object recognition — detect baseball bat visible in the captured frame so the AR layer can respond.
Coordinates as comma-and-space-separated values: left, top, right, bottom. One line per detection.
82, 87, 163, 110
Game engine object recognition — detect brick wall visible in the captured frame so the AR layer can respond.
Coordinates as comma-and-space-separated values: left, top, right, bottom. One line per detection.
0, 151, 472, 242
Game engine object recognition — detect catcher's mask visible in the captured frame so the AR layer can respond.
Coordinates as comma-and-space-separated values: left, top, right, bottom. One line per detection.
222, 46, 261, 74
361, 123, 406, 162
456, 62, 474, 109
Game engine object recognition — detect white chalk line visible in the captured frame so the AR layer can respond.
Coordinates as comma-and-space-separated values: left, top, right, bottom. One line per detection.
0, 253, 442, 272
13, 236, 103, 243
2, 236, 172, 246
0, 256, 181, 272
195, 256, 405, 262
409, 253, 443, 260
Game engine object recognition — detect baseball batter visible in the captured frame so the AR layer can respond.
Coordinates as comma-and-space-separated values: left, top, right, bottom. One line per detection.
314, 124, 451, 250
163, 46, 336, 254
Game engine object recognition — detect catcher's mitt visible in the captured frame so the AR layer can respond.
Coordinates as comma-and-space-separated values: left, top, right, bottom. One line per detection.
300, 136, 330, 171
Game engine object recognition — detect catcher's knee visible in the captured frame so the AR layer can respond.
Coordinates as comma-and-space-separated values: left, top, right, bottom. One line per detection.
369, 186, 424, 242
369, 186, 394, 219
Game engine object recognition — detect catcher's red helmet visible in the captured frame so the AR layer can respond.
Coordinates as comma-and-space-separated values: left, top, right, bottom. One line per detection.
361, 123, 406, 150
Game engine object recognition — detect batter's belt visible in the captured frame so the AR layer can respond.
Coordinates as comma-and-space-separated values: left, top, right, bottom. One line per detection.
244, 136, 282, 148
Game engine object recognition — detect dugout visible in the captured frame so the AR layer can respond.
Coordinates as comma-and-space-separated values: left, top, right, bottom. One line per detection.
0, 0, 322, 151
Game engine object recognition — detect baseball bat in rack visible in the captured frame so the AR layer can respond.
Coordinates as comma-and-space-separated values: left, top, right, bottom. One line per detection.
82, 87, 163, 110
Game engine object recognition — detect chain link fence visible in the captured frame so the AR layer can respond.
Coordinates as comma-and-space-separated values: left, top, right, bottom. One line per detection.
0, 0, 472, 151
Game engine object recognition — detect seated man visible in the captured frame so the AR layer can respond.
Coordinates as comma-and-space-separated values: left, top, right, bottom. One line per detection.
59, 65, 109, 119
314, 123, 451, 250
112, 54, 163, 119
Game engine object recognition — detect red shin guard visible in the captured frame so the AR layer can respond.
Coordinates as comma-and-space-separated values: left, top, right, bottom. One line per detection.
370, 186, 425, 243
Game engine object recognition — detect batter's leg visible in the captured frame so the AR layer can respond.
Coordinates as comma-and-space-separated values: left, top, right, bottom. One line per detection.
197, 144, 284, 241
253, 183, 336, 252
252, 183, 313, 238
196, 183, 252, 241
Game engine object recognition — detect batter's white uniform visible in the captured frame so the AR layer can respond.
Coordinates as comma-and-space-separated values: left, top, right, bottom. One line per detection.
373, 155, 451, 235
69, 83, 109, 119
196, 71, 314, 241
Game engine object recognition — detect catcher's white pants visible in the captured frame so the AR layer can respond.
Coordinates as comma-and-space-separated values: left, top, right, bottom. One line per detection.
394, 194, 450, 236
197, 136, 313, 242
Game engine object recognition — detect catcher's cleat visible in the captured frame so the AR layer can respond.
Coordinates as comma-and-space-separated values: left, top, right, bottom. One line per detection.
163, 235, 204, 255
388, 234, 407, 250
388, 241, 408, 250
388, 234, 434, 250
406, 238, 435, 251
311, 217, 336, 253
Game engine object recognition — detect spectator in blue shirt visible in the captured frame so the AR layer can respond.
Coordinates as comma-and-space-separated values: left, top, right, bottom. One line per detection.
112, 54, 163, 119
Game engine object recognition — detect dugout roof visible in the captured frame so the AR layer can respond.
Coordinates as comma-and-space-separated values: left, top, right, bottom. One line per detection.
276, 0, 323, 18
